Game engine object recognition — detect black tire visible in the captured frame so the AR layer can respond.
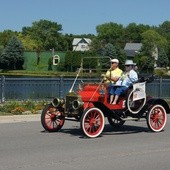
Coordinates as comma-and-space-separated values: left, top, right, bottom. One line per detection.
41, 104, 65, 132
146, 104, 167, 132
80, 107, 105, 138
107, 116, 125, 127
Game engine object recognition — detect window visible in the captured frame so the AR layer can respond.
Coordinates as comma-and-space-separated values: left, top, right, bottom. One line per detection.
53, 55, 60, 65
81, 45, 86, 48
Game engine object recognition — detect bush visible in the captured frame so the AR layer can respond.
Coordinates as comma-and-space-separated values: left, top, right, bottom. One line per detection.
11, 107, 26, 115
0, 100, 46, 115
154, 68, 166, 77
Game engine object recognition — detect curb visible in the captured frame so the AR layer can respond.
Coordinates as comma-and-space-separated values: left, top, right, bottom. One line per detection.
0, 114, 40, 124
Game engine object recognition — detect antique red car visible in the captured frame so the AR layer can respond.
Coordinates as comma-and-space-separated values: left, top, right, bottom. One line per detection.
41, 71, 170, 138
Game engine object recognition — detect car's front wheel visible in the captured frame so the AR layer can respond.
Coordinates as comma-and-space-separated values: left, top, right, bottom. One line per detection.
80, 107, 105, 138
41, 104, 65, 132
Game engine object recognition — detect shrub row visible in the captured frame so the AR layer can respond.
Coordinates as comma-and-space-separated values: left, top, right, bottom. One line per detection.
0, 100, 48, 115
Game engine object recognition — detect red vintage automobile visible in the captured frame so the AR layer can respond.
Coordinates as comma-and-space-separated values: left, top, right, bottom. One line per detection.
41, 73, 170, 138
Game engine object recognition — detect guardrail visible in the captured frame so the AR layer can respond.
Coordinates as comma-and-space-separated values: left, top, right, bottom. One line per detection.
0, 76, 170, 102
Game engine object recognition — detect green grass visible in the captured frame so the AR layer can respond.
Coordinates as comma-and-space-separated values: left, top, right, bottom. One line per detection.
0, 70, 101, 77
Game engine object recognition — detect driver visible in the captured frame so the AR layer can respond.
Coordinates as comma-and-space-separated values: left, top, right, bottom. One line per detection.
111, 60, 138, 105
104, 59, 123, 104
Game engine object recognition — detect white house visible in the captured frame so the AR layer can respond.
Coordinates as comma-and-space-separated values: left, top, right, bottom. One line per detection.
72, 38, 91, 51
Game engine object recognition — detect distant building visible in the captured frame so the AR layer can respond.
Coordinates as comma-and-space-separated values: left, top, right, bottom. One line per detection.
124, 43, 142, 57
72, 38, 91, 51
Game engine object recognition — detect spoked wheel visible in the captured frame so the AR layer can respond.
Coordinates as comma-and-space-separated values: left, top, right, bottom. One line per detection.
80, 107, 105, 138
41, 104, 65, 132
146, 104, 167, 132
107, 116, 125, 127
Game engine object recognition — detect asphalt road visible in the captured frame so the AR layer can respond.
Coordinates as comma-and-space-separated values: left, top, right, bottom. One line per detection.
0, 114, 170, 170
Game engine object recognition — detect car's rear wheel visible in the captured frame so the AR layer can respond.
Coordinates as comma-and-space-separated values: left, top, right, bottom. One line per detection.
81, 107, 105, 138
41, 104, 65, 132
146, 104, 167, 132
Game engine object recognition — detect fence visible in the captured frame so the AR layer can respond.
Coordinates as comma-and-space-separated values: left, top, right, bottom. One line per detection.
0, 76, 170, 102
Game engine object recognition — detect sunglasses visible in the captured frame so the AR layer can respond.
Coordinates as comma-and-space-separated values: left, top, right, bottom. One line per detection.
111, 62, 117, 64
125, 65, 131, 67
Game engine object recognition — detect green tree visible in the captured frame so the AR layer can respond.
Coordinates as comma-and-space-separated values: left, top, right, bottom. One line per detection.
157, 49, 169, 68
0, 36, 24, 70
17, 33, 37, 51
96, 22, 124, 45
0, 30, 17, 47
124, 23, 150, 42
0, 45, 3, 56
65, 51, 73, 71
103, 43, 117, 58
158, 21, 170, 63
142, 29, 168, 56
158, 21, 170, 41
135, 55, 154, 73
22, 19, 62, 50
22, 19, 63, 65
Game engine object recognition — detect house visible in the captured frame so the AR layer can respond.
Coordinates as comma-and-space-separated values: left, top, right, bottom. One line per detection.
72, 38, 91, 51
124, 43, 142, 57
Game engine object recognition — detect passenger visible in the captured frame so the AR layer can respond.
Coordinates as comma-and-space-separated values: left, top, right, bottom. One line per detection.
104, 59, 123, 104
111, 60, 138, 105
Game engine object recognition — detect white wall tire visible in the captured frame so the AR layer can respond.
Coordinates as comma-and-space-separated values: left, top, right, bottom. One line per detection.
146, 104, 167, 132
80, 107, 105, 138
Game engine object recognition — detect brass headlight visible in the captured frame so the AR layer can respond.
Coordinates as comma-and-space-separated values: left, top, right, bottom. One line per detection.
52, 98, 65, 107
72, 100, 84, 110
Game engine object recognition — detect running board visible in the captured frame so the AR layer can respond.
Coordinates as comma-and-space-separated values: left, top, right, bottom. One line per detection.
121, 117, 140, 121
65, 117, 79, 122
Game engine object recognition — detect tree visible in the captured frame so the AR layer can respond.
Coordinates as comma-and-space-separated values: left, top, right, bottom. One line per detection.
0, 45, 3, 56
17, 33, 37, 51
0, 30, 17, 47
158, 21, 170, 41
124, 23, 150, 43
103, 43, 117, 58
157, 49, 169, 68
158, 21, 170, 63
141, 29, 168, 69
0, 36, 24, 70
135, 55, 155, 73
142, 29, 168, 55
22, 19, 63, 65
65, 51, 73, 71
96, 22, 124, 45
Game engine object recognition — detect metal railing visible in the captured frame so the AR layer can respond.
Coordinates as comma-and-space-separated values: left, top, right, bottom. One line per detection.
1, 76, 170, 102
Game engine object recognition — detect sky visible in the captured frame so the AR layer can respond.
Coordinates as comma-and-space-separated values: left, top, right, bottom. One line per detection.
0, 0, 170, 35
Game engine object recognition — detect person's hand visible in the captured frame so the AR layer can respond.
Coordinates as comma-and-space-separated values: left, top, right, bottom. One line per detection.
101, 74, 106, 78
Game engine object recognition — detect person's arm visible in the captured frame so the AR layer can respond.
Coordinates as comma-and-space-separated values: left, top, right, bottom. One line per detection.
106, 75, 119, 82
129, 70, 138, 83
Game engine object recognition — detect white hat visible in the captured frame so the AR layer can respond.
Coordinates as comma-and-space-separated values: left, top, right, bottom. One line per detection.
111, 59, 119, 63
124, 60, 135, 65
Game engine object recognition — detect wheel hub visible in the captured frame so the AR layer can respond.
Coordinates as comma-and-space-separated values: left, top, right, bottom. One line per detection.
50, 114, 56, 121
152, 110, 160, 122
89, 118, 96, 126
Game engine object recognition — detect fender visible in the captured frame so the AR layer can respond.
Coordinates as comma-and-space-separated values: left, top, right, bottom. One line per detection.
143, 98, 170, 114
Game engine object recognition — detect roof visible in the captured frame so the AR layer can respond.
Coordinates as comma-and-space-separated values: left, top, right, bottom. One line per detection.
124, 43, 142, 51
124, 43, 142, 57
72, 38, 92, 45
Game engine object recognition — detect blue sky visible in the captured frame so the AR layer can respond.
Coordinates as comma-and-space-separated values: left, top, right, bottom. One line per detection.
0, 0, 170, 35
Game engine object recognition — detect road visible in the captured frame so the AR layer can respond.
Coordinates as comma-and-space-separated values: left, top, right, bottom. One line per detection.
0, 114, 170, 170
